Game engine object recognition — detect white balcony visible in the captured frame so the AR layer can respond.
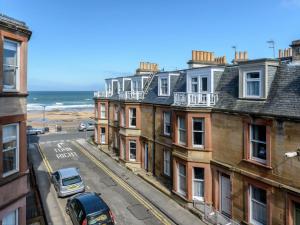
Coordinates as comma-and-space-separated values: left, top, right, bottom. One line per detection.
173, 92, 218, 107
119, 91, 144, 100
94, 91, 113, 98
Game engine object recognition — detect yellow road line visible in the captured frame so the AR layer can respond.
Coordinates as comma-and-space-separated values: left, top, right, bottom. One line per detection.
72, 141, 173, 225
37, 143, 53, 174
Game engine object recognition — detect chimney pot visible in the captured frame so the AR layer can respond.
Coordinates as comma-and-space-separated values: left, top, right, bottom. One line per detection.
192, 50, 196, 61
199, 51, 203, 61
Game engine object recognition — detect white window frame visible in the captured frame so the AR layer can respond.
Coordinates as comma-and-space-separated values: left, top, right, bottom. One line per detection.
3, 39, 20, 92
250, 124, 267, 164
129, 140, 137, 161
193, 167, 205, 201
192, 118, 205, 148
163, 149, 171, 176
250, 185, 267, 225
178, 116, 186, 145
158, 76, 170, 96
178, 163, 186, 195
3, 209, 18, 225
243, 71, 262, 98
100, 103, 106, 119
2, 123, 19, 177
100, 127, 105, 144
163, 112, 171, 136
129, 108, 136, 128
191, 77, 198, 93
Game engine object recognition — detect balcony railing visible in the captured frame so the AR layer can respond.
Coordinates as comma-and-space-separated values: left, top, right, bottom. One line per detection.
94, 91, 113, 98
173, 92, 218, 107
119, 91, 144, 100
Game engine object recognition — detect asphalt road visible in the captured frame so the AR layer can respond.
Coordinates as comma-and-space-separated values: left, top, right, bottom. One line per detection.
38, 137, 164, 225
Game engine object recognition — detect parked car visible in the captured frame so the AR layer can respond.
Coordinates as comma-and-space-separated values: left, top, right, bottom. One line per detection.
51, 167, 85, 197
78, 121, 95, 131
27, 127, 45, 135
66, 192, 115, 225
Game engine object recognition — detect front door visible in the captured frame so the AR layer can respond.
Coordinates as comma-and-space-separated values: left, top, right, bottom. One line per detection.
144, 143, 148, 171
220, 173, 231, 217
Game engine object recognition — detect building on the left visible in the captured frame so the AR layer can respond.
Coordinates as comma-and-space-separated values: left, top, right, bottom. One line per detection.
0, 14, 31, 225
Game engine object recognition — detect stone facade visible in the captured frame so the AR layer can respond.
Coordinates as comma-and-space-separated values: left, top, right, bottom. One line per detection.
0, 15, 31, 225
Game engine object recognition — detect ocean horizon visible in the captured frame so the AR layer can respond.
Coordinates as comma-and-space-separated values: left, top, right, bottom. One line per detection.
27, 91, 95, 112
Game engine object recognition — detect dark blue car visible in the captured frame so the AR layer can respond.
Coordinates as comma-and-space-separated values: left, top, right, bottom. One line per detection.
66, 192, 115, 225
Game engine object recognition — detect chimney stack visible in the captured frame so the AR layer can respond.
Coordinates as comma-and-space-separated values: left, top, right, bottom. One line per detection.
188, 50, 226, 67
233, 51, 248, 63
278, 47, 293, 59
136, 62, 159, 75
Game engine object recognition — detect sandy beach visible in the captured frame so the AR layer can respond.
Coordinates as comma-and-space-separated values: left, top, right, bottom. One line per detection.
27, 110, 94, 132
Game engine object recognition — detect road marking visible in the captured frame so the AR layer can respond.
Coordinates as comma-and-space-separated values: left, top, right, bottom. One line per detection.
72, 141, 173, 225
37, 144, 53, 174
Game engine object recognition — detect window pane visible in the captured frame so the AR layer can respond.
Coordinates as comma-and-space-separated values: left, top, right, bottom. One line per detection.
201, 77, 208, 91
252, 186, 266, 204
252, 125, 266, 142
194, 167, 204, 179
3, 66, 17, 89
247, 81, 260, 96
295, 202, 300, 225
193, 119, 203, 131
251, 186, 267, 225
193, 132, 203, 146
4, 41, 18, 66
252, 142, 267, 160
130, 141, 136, 160
179, 117, 185, 129
3, 148, 17, 174
247, 72, 260, 79
3, 210, 17, 225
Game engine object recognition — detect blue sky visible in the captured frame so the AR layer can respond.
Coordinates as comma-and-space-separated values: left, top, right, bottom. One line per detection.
1, 0, 300, 91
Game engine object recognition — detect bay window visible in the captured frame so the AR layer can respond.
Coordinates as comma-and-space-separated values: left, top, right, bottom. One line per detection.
129, 108, 136, 127
163, 112, 171, 136
2, 123, 19, 176
250, 185, 267, 225
129, 140, 137, 161
3, 39, 20, 91
250, 124, 266, 164
178, 116, 186, 145
178, 163, 186, 195
245, 72, 261, 97
163, 149, 171, 176
192, 118, 204, 148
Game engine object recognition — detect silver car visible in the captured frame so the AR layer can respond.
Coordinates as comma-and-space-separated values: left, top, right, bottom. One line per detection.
51, 167, 85, 197
78, 121, 95, 131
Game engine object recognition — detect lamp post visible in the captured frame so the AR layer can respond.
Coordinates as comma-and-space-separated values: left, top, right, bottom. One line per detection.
42, 104, 46, 128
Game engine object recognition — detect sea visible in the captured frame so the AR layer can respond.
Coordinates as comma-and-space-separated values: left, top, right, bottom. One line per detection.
27, 91, 94, 112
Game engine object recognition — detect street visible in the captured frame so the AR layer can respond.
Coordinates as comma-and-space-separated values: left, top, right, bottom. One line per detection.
30, 132, 167, 225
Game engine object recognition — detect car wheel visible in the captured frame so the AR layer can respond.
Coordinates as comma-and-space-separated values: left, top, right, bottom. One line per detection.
65, 207, 70, 215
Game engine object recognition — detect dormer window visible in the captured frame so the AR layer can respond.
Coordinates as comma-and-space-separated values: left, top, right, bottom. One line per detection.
244, 71, 261, 98
201, 77, 208, 92
158, 76, 169, 96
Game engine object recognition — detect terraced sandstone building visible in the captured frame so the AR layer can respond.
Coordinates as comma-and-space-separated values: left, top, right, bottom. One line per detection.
0, 14, 31, 225
94, 41, 300, 225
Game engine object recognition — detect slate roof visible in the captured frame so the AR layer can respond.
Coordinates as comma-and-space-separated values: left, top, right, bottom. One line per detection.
214, 63, 300, 119
142, 72, 185, 105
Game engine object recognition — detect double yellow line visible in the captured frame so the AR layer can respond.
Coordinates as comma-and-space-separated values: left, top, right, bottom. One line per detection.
37, 144, 53, 174
72, 141, 173, 225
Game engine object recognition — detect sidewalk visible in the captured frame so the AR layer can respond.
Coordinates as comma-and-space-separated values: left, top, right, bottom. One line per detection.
28, 143, 69, 225
76, 139, 207, 225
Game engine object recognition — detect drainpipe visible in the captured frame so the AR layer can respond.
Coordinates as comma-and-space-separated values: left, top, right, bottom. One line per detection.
152, 105, 156, 176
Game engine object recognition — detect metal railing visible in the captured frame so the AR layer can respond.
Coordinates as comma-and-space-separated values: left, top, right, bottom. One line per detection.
173, 92, 218, 107
193, 200, 240, 225
119, 91, 144, 100
94, 91, 113, 98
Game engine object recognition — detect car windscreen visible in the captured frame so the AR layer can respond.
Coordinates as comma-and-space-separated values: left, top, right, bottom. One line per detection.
62, 175, 81, 186
87, 211, 112, 225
